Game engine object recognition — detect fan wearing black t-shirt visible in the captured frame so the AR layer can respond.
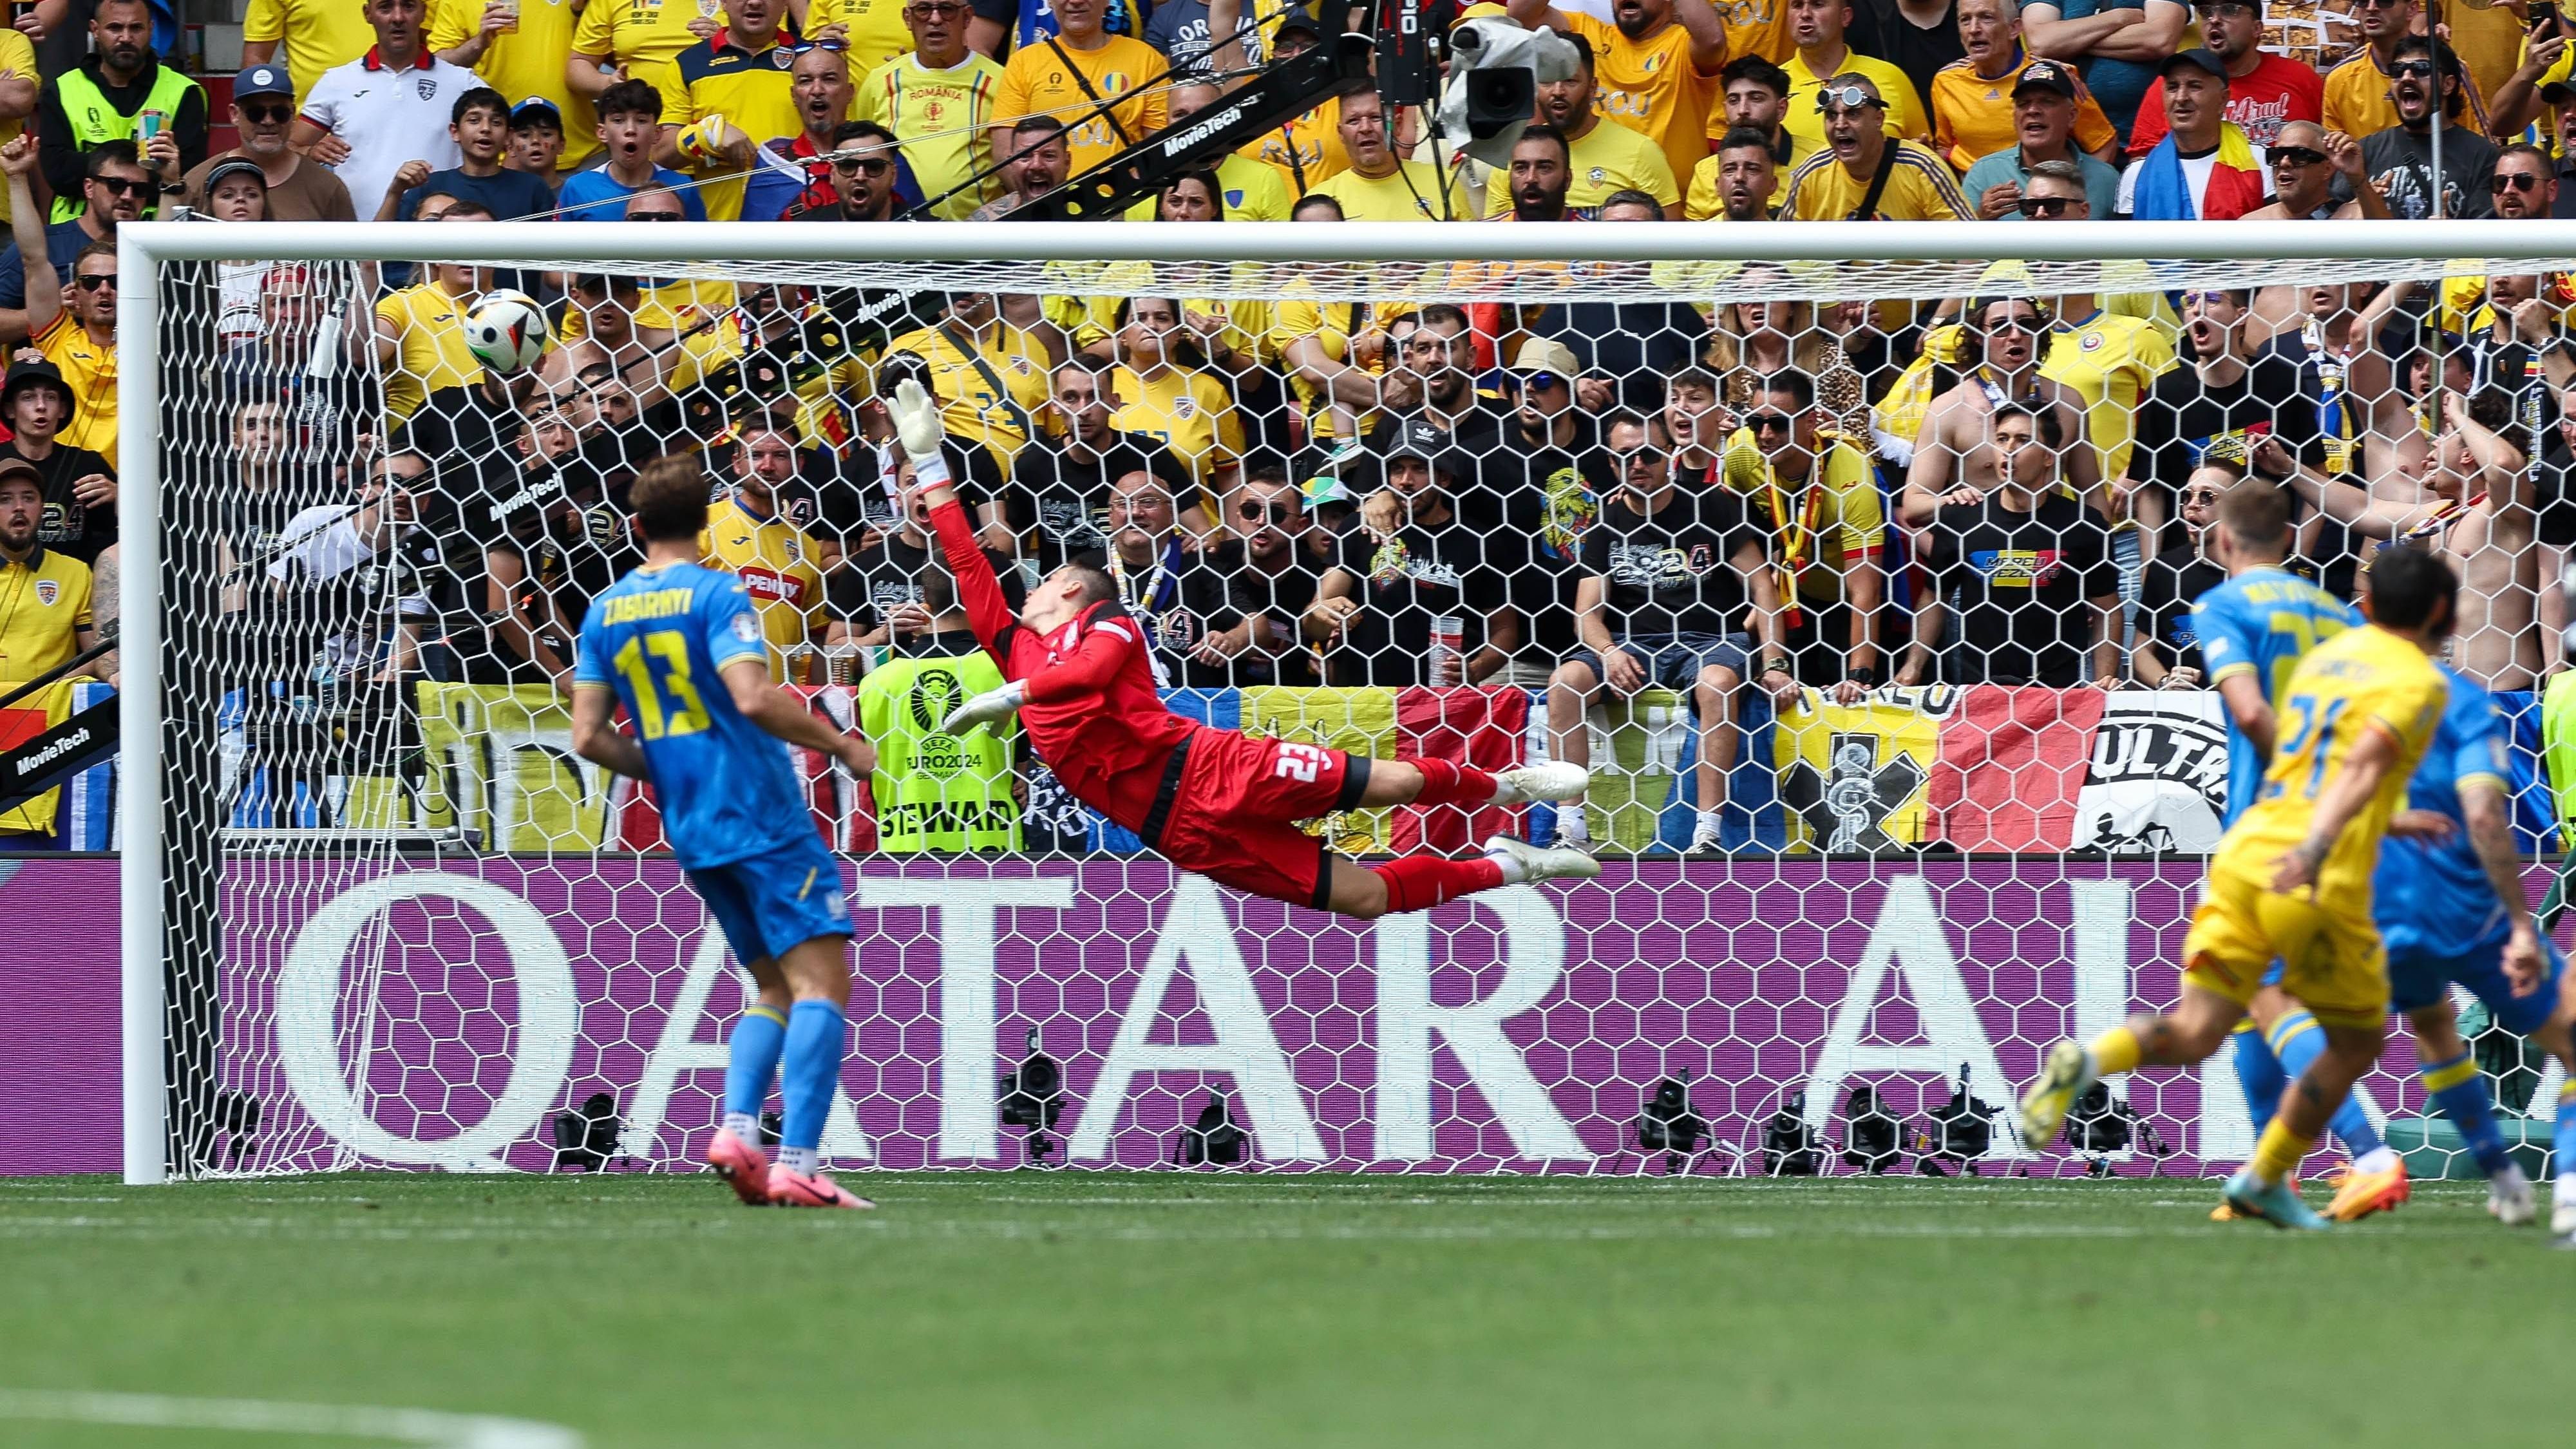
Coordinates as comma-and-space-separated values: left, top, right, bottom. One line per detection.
1207, 464, 1329, 687
824, 484, 1025, 654
2131, 466, 2232, 688
1546, 413, 1792, 858
1, 359, 112, 565
2127, 287, 2316, 560
1305, 439, 1519, 688
1001, 361, 1202, 575
1094, 469, 1242, 687
1902, 403, 2121, 688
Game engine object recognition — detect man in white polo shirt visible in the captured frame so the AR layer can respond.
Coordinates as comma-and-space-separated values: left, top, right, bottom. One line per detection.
290, 0, 478, 223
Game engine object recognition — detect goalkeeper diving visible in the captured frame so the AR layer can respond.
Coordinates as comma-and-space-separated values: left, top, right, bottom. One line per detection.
886, 380, 1601, 916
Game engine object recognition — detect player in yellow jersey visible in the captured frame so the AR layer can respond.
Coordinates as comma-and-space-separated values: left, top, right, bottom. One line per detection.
2020, 545, 2459, 1229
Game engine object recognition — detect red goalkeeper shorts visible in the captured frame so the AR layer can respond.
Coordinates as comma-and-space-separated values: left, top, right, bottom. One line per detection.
1144, 730, 1369, 911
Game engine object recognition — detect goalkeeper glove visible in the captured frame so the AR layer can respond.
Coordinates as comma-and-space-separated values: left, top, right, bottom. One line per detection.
890, 379, 950, 488
942, 679, 1026, 735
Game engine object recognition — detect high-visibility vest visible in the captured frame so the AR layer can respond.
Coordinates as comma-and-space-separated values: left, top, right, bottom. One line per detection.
855, 650, 1021, 854
50, 62, 199, 222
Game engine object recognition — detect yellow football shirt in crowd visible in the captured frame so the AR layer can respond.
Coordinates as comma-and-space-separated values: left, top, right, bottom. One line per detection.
0, 542, 90, 683
1710, 0, 1792, 62
1928, 49, 2114, 172
1563, 11, 1721, 189
1780, 139, 1966, 218
992, 33, 1170, 177
804, 0, 917, 77
700, 495, 822, 677
1779, 49, 1927, 158
2041, 306, 2176, 481
1683, 140, 1793, 218
243, 0, 371, 111
572, 0, 704, 82
660, 29, 806, 221
374, 281, 482, 423
1719, 431, 1885, 607
429, 0, 600, 169
1122, 151, 1294, 221
1484, 115, 1681, 214
1111, 364, 1244, 493
882, 320, 1050, 463
1303, 159, 1466, 220
0, 31, 33, 222
858, 51, 1007, 220
1242, 96, 1347, 192
2322, 49, 2492, 140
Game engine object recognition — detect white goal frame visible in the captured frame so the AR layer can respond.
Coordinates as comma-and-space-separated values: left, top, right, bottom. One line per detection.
113, 216, 2576, 1185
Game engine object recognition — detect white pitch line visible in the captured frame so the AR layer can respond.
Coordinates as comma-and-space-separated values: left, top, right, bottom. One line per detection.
0, 1390, 583, 1447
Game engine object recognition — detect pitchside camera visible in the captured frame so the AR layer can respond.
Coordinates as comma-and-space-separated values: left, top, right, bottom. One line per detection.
1841, 1084, 1902, 1174
998, 1027, 1065, 1164
1913, 1063, 1996, 1177
1759, 1088, 1822, 1176
551, 1092, 622, 1174
1436, 17, 1580, 167
1634, 1077, 1708, 1176
1175, 1090, 1247, 1167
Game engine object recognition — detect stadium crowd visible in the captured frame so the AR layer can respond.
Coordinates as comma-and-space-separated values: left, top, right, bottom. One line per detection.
2, 0, 2573, 855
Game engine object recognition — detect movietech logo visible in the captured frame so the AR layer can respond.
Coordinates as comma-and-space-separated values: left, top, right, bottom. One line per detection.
8, 723, 90, 779
1159, 102, 1245, 156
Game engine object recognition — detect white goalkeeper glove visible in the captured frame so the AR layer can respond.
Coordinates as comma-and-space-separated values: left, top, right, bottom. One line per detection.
890, 378, 948, 472
941, 679, 1026, 735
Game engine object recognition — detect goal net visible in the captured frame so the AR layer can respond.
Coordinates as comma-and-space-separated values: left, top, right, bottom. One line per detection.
109, 219, 2576, 1183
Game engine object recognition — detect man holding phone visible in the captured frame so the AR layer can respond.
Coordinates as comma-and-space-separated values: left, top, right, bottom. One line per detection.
31, 0, 205, 220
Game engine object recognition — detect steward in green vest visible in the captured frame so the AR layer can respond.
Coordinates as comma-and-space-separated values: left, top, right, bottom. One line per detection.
858, 631, 1021, 854
35, 23, 207, 223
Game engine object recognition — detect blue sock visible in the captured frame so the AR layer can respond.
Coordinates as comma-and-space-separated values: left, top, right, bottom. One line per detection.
779, 999, 848, 1158
2233, 1020, 2287, 1134
2422, 1050, 2511, 1178
2556, 1082, 2576, 1183
2268, 1010, 2386, 1158
724, 1003, 789, 1120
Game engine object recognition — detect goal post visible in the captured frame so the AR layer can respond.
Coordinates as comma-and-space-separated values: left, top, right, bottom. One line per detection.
111, 218, 2576, 1186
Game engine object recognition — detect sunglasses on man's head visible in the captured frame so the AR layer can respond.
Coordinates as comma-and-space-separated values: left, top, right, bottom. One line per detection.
800, 36, 848, 50
1237, 498, 1298, 524
1815, 85, 1885, 113
238, 100, 292, 124
2269, 146, 2326, 167
74, 272, 115, 291
2016, 195, 2076, 217
833, 155, 893, 175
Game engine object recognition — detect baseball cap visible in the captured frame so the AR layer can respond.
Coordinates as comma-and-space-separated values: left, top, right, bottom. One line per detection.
510, 97, 564, 129
202, 157, 267, 195
1, 359, 72, 417
2160, 46, 2230, 82
2543, 79, 2576, 105
1273, 3, 1323, 37
1379, 417, 1445, 464
232, 64, 293, 100
1507, 337, 1581, 381
2011, 59, 2079, 100
0, 455, 41, 490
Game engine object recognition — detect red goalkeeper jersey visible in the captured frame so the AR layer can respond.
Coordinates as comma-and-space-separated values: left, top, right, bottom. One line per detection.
929, 493, 1199, 832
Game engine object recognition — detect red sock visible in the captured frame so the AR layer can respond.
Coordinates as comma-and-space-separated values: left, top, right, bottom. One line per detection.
1371, 855, 1507, 914
1405, 757, 1498, 809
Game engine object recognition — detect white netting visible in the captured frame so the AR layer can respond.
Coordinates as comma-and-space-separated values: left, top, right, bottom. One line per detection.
117, 227, 2569, 1182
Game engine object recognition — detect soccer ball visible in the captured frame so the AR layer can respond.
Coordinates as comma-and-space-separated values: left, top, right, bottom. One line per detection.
464, 289, 549, 375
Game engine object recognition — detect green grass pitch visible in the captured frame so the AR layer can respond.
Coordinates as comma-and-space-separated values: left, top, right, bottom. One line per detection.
4, 1171, 2568, 1447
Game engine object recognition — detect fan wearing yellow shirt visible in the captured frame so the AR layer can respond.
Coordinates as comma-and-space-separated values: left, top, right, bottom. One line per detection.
2020, 545, 2458, 1230
1718, 372, 1886, 689
990, 0, 1168, 178
1110, 297, 1247, 503
1118, 81, 1296, 221
1929, 0, 2116, 173
1484, 35, 1684, 215
1506, 0, 1733, 187
881, 290, 1052, 465
2322, 0, 2492, 140
701, 471, 826, 679
1777, 0, 1926, 159
653, 0, 805, 221
370, 230, 488, 424
431, 0, 599, 169
857, 0, 1004, 219
567, 0, 702, 115
242, 0, 373, 111
2040, 304, 2175, 483
802, 0, 915, 77
20, 240, 117, 468
1302, 82, 1469, 220
1779, 75, 1965, 218
1687, 55, 1796, 211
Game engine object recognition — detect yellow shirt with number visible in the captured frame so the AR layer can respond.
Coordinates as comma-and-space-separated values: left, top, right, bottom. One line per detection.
375, 281, 482, 423
882, 320, 1049, 464
2211, 624, 2445, 907
992, 33, 1170, 177
430, 0, 600, 169
1484, 115, 1680, 215
572, 0, 704, 79
700, 495, 822, 676
1111, 364, 1244, 494
858, 51, 1007, 220
1303, 159, 1465, 221
1779, 48, 1928, 158
1562, 12, 1720, 189
2041, 307, 2176, 482
30, 317, 112, 464
804, 0, 916, 77
243, 0, 371, 111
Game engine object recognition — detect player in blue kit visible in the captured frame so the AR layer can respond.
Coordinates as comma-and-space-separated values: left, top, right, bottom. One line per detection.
569, 455, 882, 1210
2372, 661, 2576, 1231
2185, 476, 2400, 1218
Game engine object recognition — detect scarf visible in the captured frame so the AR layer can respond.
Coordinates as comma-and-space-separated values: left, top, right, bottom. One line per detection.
2129, 122, 2265, 222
